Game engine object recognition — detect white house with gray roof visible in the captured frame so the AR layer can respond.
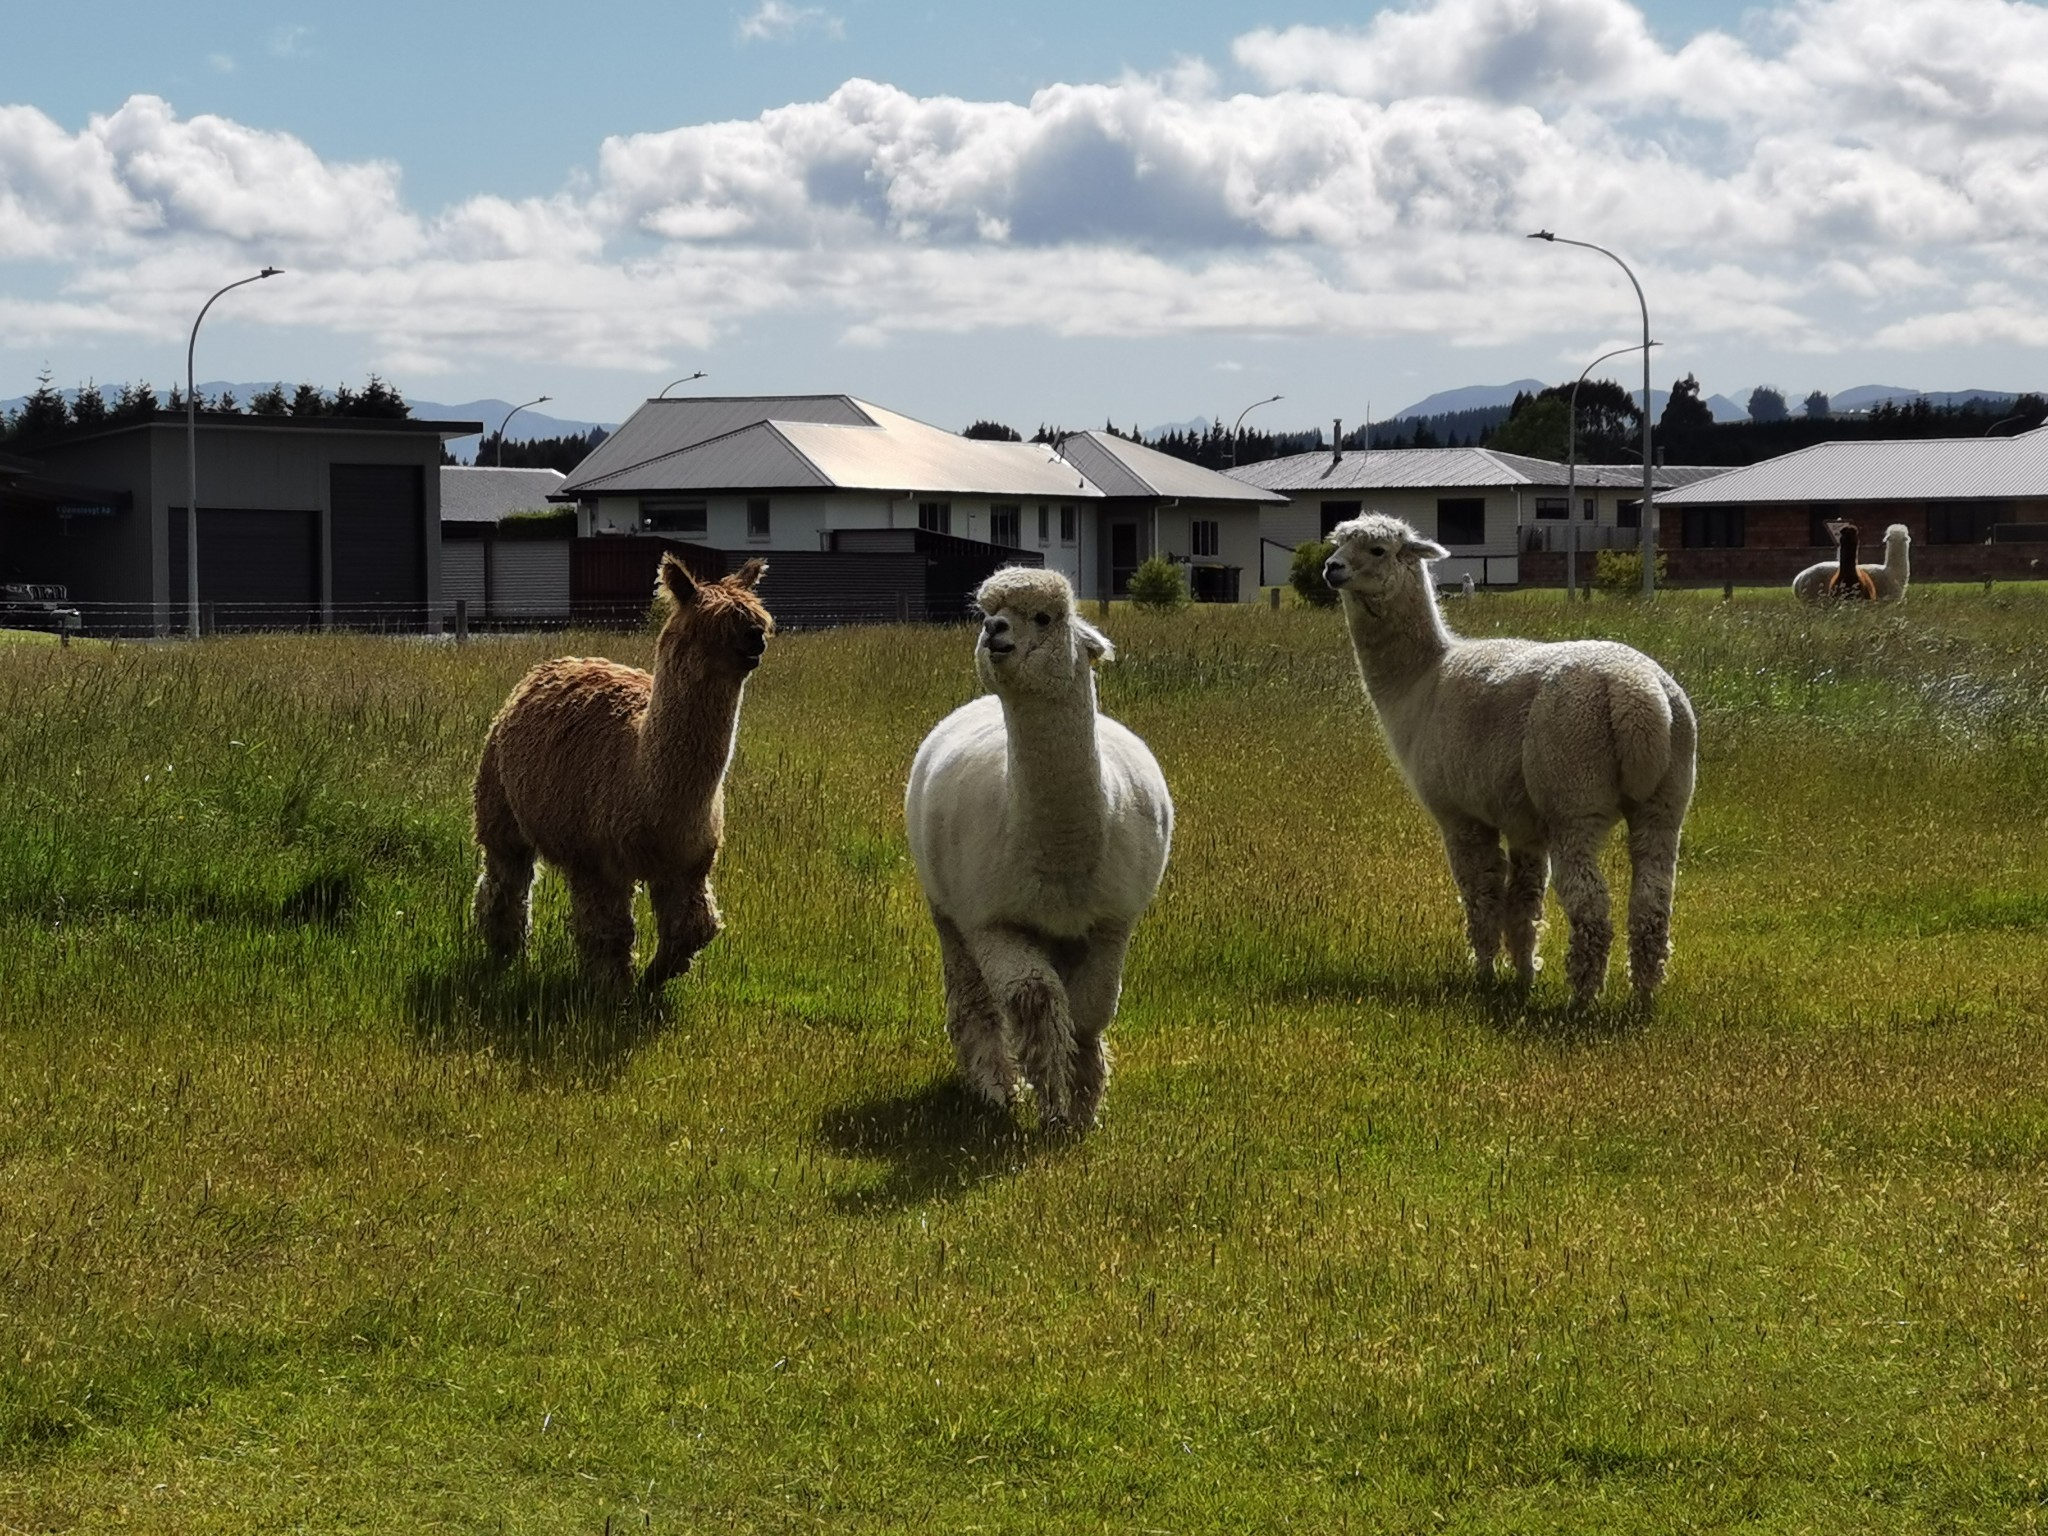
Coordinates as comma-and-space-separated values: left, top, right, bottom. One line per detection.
1229, 444, 1728, 587
556, 396, 1285, 602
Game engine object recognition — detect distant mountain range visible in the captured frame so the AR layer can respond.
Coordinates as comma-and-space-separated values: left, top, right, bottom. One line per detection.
1381, 380, 2025, 426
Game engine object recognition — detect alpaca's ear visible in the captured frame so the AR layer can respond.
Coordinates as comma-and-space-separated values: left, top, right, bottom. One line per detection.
1074, 614, 1116, 664
658, 553, 699, 607
727, 557, 767, 590
1402, 535, 1450, 563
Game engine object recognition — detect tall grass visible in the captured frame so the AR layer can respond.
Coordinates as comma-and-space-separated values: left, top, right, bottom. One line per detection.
3, 588, 2046, 1531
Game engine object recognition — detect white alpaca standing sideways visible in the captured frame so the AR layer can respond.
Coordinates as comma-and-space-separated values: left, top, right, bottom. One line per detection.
1792, 522, 1911, 602
1322, 515, 1697, 1005
905, 569, 1173, 1128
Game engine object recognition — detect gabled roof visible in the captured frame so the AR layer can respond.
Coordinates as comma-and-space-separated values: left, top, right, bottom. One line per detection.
1226, 445, 1718, 496
1056, 431, 1287, 504
557, 395, 1102, 500
440, 466, 568, 523
1658, 427, 2048, 505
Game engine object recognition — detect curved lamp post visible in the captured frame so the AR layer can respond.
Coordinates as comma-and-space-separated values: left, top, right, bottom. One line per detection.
658, 371, 707, 397
1562, 340, 1658, 601
495, 395, 552, 467
1228, 393, 1283, 468
1529, 231, 1658, 597
185, 266, 281, 637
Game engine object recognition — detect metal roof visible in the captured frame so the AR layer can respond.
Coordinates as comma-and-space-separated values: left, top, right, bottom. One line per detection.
559, 396, 1102, 499
560, 395, 871, 494
439, 466, 567, 523
1658, 427, 2048, 505
1057, 431, 1288, 504
1227, 445, 1720, 496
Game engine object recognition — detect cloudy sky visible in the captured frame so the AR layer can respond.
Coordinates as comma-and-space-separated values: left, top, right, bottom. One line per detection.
3, 0, 2044, 435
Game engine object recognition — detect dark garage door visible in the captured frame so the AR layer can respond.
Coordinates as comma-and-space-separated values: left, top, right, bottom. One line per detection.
331, 464, 425, 628
169, 506, 319, 631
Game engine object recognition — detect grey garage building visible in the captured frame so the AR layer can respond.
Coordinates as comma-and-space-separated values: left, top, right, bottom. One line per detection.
0, 411, 481, 634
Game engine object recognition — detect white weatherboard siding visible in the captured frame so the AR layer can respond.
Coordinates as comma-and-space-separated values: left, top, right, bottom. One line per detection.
1260, 489, 1521, 585
443, 542, 485, 612
491, 543, 570, 618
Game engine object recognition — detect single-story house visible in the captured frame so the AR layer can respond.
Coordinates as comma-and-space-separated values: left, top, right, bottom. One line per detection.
1229, 444, 1729, 588
440, 465, 571, 624
1654, 426, 2048, 584
1053, 431, 1287, 602
0, 411, 480, 633
554, 396, 1283, 614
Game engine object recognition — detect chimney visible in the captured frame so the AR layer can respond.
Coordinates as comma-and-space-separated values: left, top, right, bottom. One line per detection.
1332, 418, 1343, 465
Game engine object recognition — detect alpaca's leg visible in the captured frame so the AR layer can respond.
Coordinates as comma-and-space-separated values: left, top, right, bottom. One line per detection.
565, 869, 636, 992
1549, 821, 1615, 1006
1062, 921, 1132, 1130
1624, 811, 1683, 999
1502, 846, 1549, 989
1439, 818, 1508, 982
644, 863, 720, 989
966, 925, 1075, 1126
935, 914, 1017, 1107
472, 744, 535, 961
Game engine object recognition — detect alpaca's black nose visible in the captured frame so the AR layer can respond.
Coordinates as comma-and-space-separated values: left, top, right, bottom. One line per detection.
1322, 560, 1345, 587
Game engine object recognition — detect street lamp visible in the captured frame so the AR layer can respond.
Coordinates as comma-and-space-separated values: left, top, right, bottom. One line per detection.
1529, 231, 1658, 597
658, 371, 707, 397
1563, 340, 1659, 602
1229, 394, 1283, 468
495, 395, 552, 467
185, 266, 281, 638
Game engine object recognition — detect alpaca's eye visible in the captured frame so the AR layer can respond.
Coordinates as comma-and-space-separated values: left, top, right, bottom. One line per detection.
1032, 612, 1051, 627
1369, 546, 1386, 558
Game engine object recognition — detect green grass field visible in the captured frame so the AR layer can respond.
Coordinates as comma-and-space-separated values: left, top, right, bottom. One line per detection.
3, 586, 2046, 1532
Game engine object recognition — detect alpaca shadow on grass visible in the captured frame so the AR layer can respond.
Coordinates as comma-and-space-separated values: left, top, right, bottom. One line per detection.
816, 1075, 1056, 1214
1270, 956, 1652, 1044
404, 953, 670, 1085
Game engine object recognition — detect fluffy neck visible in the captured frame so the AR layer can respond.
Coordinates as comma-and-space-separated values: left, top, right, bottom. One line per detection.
640, 644, 748, 810
1341, 581, 1452, 706
1837, 529, 1860, 577
1881, 534, 1909, 575
997, 674, 1107, 873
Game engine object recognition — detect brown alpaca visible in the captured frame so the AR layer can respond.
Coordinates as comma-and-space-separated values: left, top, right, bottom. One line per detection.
472, 554, 773, 990
1828, 523, 1878, 601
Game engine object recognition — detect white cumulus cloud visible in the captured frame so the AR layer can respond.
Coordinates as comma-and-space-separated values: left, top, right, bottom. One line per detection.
3, 0, 2046, 378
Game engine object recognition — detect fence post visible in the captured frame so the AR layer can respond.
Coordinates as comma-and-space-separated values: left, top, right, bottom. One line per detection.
1723, 582, 1733, 600
201, 602, 215, 637
455, 599, 469, 644
1269, 585, 1280, 611
897, 591, 909, 624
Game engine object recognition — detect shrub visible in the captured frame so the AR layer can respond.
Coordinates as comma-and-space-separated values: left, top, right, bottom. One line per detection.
1127, 556, 1189, 612
1290, 541, 1339, 607
497, 509, 576, 541
1594, 548, 1670, 596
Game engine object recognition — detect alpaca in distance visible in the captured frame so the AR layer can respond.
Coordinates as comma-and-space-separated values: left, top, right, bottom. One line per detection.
472, 554, 772, 990
1793, 521, 1907, 602
905, 568, 1173, 1129
1322, 515, 1696, 1005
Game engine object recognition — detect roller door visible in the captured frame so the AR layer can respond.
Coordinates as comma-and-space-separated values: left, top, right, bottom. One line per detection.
442, 541, 485, 616
331, 464, 426, 628
489, 542, 570, 619
169, 506, 318, 631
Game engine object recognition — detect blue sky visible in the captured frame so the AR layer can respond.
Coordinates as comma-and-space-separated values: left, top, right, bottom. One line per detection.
3, 0, 2043, 436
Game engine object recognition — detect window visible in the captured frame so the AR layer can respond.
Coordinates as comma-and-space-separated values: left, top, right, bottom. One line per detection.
918, 500, 952, 534
1583, 497, 1596, 520
1436, 497, 1486, 546
746, 497, 770, 541
640, 497, 706, 537
1534, 497, 1569, 520
1319, 500, 1362, 538
1060, 504, 1077, 544
1037, 505, 1050, 545
1191, 519, 1220, 557
1682, 507, 1746, 548
990, 503, 1020, 547
1617, 499, 1642, 529
1927, 501, 2006, 545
